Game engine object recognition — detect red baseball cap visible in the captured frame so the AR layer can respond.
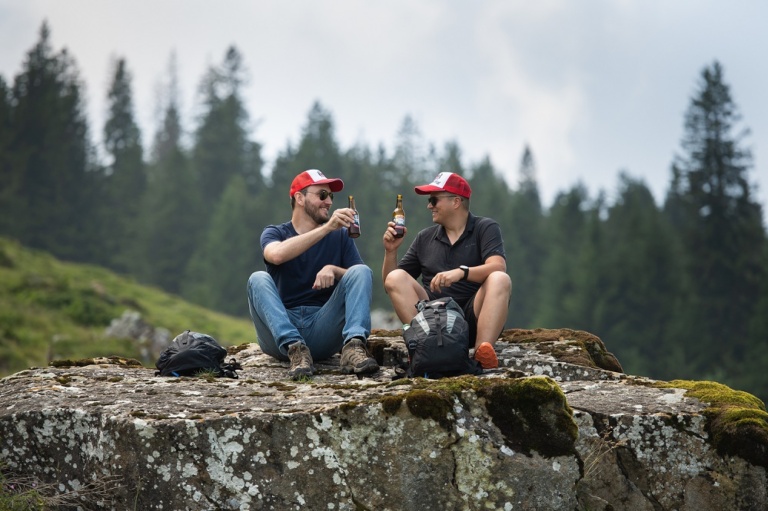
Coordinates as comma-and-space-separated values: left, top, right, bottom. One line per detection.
414, 172, 472, 199
289, 169, 344, 198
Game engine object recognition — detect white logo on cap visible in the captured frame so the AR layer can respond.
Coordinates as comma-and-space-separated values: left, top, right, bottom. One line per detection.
431, 172, 454, 187
306, 169, 327, 182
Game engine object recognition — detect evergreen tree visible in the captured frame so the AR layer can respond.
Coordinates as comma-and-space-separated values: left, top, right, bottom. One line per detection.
192, 46, 263, 204
267, 101, 343, 226
596, 174, 686, 378
182, 174, 261, 315
102, 57, 146, 272
735, 239, 768, 400
0, 76, 15, 237
533, 184, 590, 328
570, 191, 608, 331
465, 154, 507, 218
664, 61, 766, 377
392, 115, 431, 185
436, 141, 464, 175
503, 146, 545, 328
135, 56, 199, 293
4, 22, 98, 261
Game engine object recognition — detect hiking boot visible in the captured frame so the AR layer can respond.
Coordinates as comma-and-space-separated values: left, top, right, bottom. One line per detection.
340, 338, 379, 374
287, 342, 314, 379
474, 341, 498, 369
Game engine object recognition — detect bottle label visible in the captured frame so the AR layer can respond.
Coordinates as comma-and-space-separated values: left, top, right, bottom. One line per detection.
394, 215, 405, 227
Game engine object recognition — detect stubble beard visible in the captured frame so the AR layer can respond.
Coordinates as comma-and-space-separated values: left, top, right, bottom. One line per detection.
305, 200, 330, 225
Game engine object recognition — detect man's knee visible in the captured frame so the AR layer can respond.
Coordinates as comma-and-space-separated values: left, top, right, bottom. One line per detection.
480, 271, 512, 305
384, 269, 411, 293
346, 264, 373, 280
248, 271, 272, 291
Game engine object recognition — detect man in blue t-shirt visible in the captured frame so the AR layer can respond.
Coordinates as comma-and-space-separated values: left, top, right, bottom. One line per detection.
382, 172, 512, 369
247, 169, 378, 379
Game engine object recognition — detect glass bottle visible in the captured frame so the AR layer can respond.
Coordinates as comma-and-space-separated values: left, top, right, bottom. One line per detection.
393, 194, 405, 238
348, 195, 360, 238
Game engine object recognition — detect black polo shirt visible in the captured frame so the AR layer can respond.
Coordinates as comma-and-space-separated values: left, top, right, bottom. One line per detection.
397, 213, 506, 306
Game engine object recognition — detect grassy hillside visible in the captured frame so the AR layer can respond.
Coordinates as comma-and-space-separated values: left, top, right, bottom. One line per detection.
0, 237, 255, 378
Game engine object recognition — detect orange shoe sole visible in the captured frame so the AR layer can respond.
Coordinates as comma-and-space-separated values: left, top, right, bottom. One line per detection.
474, 342, 498, 369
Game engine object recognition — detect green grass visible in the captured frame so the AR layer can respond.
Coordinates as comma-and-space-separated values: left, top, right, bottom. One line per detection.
0, 237, 255, 378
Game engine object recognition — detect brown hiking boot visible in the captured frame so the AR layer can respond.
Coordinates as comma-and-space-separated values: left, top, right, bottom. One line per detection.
287, 342, 314, 379
340, 338, 379, 374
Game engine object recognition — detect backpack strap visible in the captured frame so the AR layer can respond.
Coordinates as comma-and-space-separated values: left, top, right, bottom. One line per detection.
434, 302, 445, 347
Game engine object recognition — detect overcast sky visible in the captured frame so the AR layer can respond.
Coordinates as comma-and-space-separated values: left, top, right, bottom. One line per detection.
1, 0, 766, 216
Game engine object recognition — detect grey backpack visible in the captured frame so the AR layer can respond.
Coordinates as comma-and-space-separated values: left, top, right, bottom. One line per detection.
403, 298, 482, 379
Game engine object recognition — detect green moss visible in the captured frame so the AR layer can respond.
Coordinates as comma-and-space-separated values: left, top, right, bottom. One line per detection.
54, 375, 72, 386
226, 343, 252, 355
380, 395, 403, 415
339, 401, 360, 413
377, 375, 577, 457
477, 376, 578, 458
656, 380, 768, 469
405, 389, 453, 430
386, 378, 414, 388
50, 358, 95, 368
501, 328, 623, 373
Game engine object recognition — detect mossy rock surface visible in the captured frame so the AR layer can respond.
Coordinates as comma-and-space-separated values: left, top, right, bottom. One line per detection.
393, 375, 578, 457
658, 380, 768, 469
501, 328, 624, 373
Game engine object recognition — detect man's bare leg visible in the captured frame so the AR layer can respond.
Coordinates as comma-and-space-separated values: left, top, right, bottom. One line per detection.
384, 269, 429, 324
473, 271, 512, 348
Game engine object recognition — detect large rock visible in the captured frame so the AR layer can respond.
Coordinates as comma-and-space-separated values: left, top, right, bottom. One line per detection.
0, 328, 766, 510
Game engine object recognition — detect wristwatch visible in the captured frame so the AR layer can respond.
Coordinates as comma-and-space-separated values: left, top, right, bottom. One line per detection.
459, 265, 469, 281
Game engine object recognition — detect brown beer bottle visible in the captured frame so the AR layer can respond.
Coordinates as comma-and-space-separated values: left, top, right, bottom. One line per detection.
393, 194, 405, 238
348, 195, 360, 238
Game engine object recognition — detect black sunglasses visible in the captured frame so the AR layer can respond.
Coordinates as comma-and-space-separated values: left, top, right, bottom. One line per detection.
306, 190, 334, 201
428, 194, 457, 207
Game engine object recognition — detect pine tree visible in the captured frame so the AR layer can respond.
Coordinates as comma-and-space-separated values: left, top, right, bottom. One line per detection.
435, 141, 463, 174
192, 46, 263, 205
533, 184, 590, 328
392, 115, 431, 185
182, 174, 261, 315
664, 61, 766, 378
596, 173, 686, 378
267, 101, 343, 226
102, 57, 146, 272
4, 22, 98, 261
134, 55, 199, 293
0, 76, 15, 236
502, 146, 545, 328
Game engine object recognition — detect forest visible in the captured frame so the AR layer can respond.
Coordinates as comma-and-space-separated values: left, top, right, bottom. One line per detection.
1, 24, 766, 401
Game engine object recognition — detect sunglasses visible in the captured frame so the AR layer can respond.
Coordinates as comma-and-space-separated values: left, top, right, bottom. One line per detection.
306, 190, 334, 201
428, 195, 458, 207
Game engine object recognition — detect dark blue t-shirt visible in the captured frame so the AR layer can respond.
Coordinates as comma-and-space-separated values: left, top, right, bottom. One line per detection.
261, 222, 364, 309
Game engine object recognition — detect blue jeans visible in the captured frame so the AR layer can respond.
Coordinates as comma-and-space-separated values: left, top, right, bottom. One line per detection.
247, 265, 372, 361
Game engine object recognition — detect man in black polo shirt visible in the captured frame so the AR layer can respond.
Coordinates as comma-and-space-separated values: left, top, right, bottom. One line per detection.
381, 172, 511, 369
